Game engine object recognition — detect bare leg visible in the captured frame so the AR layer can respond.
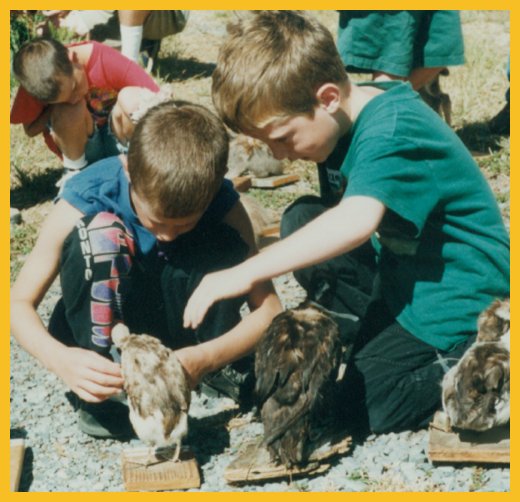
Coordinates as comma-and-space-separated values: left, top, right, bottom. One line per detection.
373, 71, 406, 84
50, 100, 93, 161
373, 67, 445, 91
118, 11, 152, 62
408, 67, 445, 91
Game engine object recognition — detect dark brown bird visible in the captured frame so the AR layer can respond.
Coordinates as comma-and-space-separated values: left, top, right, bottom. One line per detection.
111, 324, 191, 463
442, 298, 510, 431
254, 302, 342, 467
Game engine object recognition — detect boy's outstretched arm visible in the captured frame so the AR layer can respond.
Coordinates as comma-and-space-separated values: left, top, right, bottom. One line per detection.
184, 196, 385, 329
10, 200, 124, 403
175, 199, 283, 387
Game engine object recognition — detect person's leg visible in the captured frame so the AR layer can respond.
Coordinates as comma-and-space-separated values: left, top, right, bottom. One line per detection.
48, 212, 136, 438
408, 66, 445, 91
118, 10, 151, 62
51, 212, 135, 354
50, 100, 94, 168
281, 195, 377, 342
339, 299, 478, 434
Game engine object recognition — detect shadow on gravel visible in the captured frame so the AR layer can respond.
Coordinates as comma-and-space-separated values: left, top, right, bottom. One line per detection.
155, 56, 216, 82
188, 408, 237, 463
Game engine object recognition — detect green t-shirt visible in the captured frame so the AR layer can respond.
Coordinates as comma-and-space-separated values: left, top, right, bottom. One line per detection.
327, 81, 509, 351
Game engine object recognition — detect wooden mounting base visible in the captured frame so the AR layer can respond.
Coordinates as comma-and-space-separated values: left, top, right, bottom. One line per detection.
428, 411, 509, 464
121, 447, 201, 491
10, 439, 25, 492
225, 431, 351, 484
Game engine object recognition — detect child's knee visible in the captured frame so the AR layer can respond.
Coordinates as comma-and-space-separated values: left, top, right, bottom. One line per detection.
50, 101, 89, 133
116, 87, 155, 116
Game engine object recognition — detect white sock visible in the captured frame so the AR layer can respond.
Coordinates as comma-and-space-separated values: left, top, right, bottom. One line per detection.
62, 154, 87, 171
120, 24, 143, 62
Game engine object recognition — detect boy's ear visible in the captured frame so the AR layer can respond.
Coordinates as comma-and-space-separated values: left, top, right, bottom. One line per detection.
316, 83, 341, 113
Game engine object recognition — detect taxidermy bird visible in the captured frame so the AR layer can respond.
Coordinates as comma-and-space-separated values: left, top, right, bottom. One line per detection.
254, 302, 342, 468
111, 324, 191, 463
442, 298, 510, 431
227, 134, 284, 179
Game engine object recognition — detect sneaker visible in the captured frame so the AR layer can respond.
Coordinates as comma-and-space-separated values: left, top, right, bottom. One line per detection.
201, 361, 255, 408
10, 208, 22, 226
78, 394, 135, 439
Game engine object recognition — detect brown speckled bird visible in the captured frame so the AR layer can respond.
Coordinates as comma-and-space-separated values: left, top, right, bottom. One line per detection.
442, 298, 510, 431
254, 302, 342, 467
111, 324, 191, 463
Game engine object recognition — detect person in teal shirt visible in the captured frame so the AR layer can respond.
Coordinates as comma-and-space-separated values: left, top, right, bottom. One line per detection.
337, 11, 465, 91
184, 11, 509, 433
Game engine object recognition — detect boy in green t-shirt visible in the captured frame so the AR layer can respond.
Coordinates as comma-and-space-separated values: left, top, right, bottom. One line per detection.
183, 11, 510, 434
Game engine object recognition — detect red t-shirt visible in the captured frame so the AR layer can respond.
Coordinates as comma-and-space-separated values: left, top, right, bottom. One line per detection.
10, 41, 160, 158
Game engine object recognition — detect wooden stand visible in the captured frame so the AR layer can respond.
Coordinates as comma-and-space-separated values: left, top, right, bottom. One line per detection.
232, 175, 253, 193
10, 439, 25, 492
121, 447, 201, 491
428, 411, 510, 464
251, 174, 300, 188
225, 431, 351, 484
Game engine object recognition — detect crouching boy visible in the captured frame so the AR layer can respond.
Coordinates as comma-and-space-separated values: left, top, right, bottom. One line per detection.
10, 101, 282, 438
183, 11, 510, 434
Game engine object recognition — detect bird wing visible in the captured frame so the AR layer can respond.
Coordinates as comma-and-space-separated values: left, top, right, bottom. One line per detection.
256, 305, 342, 447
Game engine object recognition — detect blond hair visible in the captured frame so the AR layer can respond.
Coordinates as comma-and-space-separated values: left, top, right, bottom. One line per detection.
128, 101, 229, 218
212, 11, 348, 132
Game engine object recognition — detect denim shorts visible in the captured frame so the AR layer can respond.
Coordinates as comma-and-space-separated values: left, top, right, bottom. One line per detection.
84, 115, 128, 165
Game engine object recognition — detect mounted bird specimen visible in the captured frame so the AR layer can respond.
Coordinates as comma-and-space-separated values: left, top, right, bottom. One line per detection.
254, 302, 342, 468
111, 324, 191, 463
442, 298, 510, 431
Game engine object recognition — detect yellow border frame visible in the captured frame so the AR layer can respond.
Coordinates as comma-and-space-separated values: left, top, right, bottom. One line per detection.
5, 2, 513, 498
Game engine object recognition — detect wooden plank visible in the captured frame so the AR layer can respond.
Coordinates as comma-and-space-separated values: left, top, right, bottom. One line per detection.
225, 432, 351, 484
121, 447, 201, 491
232, 175, 253, 193
10, 439, 25, 492
251, 174, 300, 188
428, 412, 510, 464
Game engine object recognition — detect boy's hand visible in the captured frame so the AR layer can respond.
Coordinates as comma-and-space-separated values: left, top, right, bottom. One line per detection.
183, 266, 254, 329
55, 347, 124, 403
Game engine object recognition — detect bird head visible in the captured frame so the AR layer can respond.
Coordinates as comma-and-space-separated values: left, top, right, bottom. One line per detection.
111, 323, 130, 348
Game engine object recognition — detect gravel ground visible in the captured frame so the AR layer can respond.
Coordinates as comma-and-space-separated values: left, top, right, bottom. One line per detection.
10, 269, 510, 492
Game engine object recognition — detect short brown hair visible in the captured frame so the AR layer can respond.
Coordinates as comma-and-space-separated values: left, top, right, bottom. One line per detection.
12, 38, 73, 102
212, 11, 348, 132
128, 101, 229, 218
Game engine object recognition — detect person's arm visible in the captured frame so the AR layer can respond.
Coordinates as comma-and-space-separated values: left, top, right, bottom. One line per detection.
175, 199, 283, 386
183, 195, 385, 329
10, 200, 124, 402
